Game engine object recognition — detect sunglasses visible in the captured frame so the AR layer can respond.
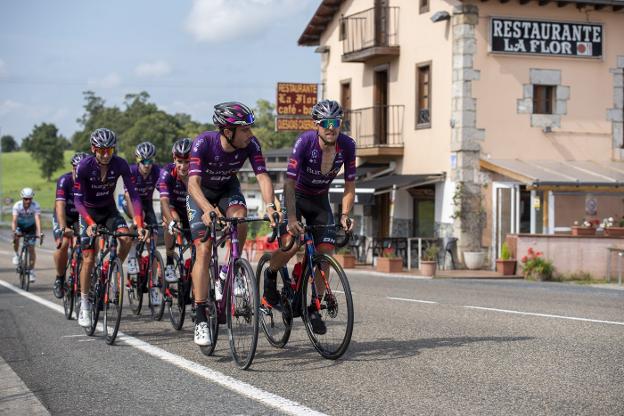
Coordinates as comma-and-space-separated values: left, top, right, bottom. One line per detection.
139, 159, 153, 165
316, 118, 341, 129
94, 147, 114, 156
23, 198, 32, 201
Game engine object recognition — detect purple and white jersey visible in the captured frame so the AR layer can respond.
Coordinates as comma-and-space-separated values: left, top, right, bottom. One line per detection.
286, 130, 356, 195
124, 163, 161, 202
157, 163, 187, 211
189, 131, 267, 189
55, 172, 78, 218
74, 155, 143, 226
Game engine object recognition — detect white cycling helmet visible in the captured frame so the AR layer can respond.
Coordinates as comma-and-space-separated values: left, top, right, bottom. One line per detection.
21, 187, 35, 198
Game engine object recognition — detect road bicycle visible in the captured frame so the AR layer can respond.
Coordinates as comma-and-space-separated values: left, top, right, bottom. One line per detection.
15, 233, 42, 292
58, 227, 81, 320
163, 225, 195, 330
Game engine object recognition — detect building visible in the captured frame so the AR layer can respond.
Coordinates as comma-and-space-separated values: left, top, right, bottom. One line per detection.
298, 0, 624, 266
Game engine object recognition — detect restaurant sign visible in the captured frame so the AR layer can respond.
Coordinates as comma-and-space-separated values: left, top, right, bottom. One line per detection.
490, 17, 603, 58
276, 83, 318, 116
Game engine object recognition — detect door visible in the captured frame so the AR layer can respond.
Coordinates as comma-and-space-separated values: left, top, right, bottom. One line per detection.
373, 70, 388, 145
375, 193, 390, 237
492, 183, 520, 260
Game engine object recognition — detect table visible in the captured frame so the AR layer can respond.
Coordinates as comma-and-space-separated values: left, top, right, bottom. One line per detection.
605, 247, 624, 285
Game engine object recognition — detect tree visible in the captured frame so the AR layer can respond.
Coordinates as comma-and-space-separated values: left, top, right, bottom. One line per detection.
25, 123, 65, 181
1, 135, 18, 152
121, 111, 184, 163
252, 99, 297, 149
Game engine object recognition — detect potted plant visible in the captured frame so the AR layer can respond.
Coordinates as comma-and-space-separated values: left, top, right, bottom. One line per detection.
463, 250, 486, 270
334, 247, 356, 269
376, 249, 403, 273
571, 218, 598, 236
420, 244, 439, 277
602, 216, 624, 237
520, 247, 554, 281
495, 242, 516, 275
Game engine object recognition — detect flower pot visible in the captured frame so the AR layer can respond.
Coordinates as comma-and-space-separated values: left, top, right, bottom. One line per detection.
604, 227, 624, 237
419, 260, 437, 277
571, 226, 596, 236
463, 251, 485, 270
334, 253, 356, 269
496, 259, 516, 275
376, 257, 403, 273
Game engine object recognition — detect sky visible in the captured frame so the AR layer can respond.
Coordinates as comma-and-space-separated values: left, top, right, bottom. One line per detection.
0, 0, 321, 141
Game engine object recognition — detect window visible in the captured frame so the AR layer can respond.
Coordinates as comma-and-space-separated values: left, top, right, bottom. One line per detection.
416, 62, 431, 128
339, 16, 346, 41
419, 0, 429, 14
278, 156, 288, 162
533, 85, 555, 114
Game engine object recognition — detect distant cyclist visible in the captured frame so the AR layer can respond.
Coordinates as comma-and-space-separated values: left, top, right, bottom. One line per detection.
52, 152, 89, 298
12, 188, 43, 283
74, 128, 148, 328
158, 138, 192, 283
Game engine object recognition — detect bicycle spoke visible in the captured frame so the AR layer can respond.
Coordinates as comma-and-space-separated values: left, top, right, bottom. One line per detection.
256, 253, 292, 348
104, 258, 123, 345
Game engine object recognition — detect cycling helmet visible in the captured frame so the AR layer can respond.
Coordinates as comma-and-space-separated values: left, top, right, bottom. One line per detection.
20, 188, 35, 198
135, 141, 157, 160
90, 128, 117, 148
212, 101, 255, 128
71, 152, 89, 167
311, 99, 343, 120
172, 138, 192, 159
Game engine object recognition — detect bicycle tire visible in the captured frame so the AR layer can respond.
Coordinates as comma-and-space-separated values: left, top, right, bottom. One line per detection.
149, 251, 166, 321
256, 253, 292, 348
73, 259, 82, 321
166, 252, 186, 330
63, 253, 74, 319
301, 253, 354, 360
20, 248, 30, 291
227, 258, 259, 370
129, 259, 145, 315
104, 257, 124, 345
84, 267, 101, 336
199, 300, 219, 357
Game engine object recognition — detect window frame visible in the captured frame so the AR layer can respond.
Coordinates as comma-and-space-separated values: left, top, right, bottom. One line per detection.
419, 0, 429, 14
532, 85, 555, 115
415, 61, 432, 129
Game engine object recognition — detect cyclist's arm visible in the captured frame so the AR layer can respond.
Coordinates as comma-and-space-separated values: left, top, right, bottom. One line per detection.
11, 213, 17, 234
35, 212, 42, 237
120, 163, 144, 228
123, 192, 135, 220
74, 165, 95, 226
341, 180, 355, 216
160, 197, 175, 225
283, 178, 297, 222
55, 200, 67, 229
256, 172, 277, 214
188, 175, 216, 215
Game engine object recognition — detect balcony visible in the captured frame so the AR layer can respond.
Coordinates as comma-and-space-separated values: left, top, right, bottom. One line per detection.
341, 7, 400, 63
343, 105, 404, 157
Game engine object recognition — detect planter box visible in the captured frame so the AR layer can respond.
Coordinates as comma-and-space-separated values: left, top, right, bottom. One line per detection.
419, 260, 437, 277
376, 257, 403, 273
334, 253, 356, 269
604, 227, 624, 237
571, 226, 596, 236
463, 251, 485, 270
496, 259, 516, 275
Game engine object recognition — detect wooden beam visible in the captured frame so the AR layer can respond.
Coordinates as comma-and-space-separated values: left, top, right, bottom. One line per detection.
593, 4, 605, 9
499, 0, 511, 3
614, 5, 623, 11
557, 1, 568, 6
519, 0, 531, 5
538, 0, 550, 5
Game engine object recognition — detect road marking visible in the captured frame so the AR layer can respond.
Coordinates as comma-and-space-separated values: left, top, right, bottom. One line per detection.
464, 305, 624, 326
0, 279, 327, 416
387, 297, 438, 304
78, 339, 95, 342
61, 334, 87, 338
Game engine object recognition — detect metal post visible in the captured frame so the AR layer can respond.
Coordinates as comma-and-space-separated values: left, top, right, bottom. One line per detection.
407, 238, 411, 271
418, 238, 422, 270
619, 252, 623, 286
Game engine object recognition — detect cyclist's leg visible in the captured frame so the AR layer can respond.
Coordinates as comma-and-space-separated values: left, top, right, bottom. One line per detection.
13, 227, 21, 255
218, 179, 248, 248
78, 214, 98, 326
104, 209, 131, 262
144, 204, 158, 244
310, 194, 336, 291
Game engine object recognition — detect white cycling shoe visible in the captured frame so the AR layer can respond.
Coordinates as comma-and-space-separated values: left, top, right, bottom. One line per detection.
194, 322, 211, 346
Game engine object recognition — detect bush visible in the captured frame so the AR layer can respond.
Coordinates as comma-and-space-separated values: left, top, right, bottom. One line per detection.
520, 247, 554, 281
422, 244, 440, 261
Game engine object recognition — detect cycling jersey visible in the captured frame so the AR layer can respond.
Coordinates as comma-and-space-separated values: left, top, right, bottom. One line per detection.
189, 131, 267, 190
157, 163, 187, 212
12, 200, 41, 230
55, 172, 78, 220
286, 130, 356, 195
125, 163, 161, 201
74, 155, 143, 227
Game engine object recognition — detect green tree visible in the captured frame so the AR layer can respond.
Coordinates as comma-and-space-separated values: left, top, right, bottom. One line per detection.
1, 135, 18, 152
25, 123, 65, 181
72, 91, 128, 151
121, 111, 184, 163
252, 99, 297, 150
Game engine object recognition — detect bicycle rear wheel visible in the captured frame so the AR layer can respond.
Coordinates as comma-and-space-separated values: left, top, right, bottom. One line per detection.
104, 257, 124, 345
63, 255, 74, 319
301, 253, 354, 360
227, 258, 259, 370
149, 251, 165, 320
84, 268, 101, 336
256, 253, 292, 348
166, 253, 186, 330
74, 260, 82, 321
19, 249, 30, 291
127, 265, 144, 315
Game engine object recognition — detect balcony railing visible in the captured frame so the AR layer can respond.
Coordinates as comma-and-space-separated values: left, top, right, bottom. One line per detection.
343, 105, 404, 150
341, 7, 400, 62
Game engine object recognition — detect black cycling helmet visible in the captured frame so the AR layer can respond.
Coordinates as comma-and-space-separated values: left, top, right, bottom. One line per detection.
212, 101, 255, 128
311, 99, 343, 120
71, 152, 89, 167
172, 138, 192, 159
135, 141, 157, 160
90, 128, 117, 148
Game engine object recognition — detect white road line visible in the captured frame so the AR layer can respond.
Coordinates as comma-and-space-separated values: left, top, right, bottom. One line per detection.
464, 305, 624, 326
0, 279, 327, 416
387, 297, 438, 304
61, 334, 87, 338
78, 339, 95, 342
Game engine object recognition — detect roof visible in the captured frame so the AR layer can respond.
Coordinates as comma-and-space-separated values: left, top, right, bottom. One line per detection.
357, 173, 445, 193
481, 159, 624, 187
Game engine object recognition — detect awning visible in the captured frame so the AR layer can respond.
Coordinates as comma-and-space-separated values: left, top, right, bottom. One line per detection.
481, 159, 624, 188
328, 173, 444, 203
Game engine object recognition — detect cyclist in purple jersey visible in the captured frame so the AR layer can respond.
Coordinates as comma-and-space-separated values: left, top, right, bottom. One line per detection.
159, 138, 192, 283
52, 152, 88, 298
73, 128, 148, 328
263, 100, 356, 335
187, 101, 279, 346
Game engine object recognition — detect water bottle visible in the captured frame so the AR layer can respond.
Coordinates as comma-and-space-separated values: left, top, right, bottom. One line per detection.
215, 265, 227, 301
291, 262, 302, 290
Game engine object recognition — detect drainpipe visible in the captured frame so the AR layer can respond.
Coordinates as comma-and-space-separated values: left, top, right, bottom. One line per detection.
389, 184, 397, 237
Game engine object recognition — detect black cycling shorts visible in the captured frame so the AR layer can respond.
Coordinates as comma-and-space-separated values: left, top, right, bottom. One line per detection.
281, 191, 335, 248
79, 205, 128, 249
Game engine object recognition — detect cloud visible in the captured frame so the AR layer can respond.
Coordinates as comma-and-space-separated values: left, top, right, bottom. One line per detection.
0, 99, 23, 116
87, 72, 121, 89
135, 60, 172, 78
185, 0, 309, 43
0, 59, 7, 78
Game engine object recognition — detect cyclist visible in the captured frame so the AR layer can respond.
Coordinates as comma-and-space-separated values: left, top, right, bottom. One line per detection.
74, 128, 148, 328
52, 152, 89, 298
263, 99, 356, 335
187, 101, 278, 346
158, 138, 192, 283
11, 188, 43, 283
123, 141, 161, 299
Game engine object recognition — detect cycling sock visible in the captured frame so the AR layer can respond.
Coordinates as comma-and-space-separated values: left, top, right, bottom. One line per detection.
81, 294, 91, 310
166, 255, 173, 265
195, 303, 207, 323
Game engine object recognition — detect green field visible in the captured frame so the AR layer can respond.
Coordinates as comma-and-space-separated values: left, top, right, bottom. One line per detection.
1, 150, 74, 212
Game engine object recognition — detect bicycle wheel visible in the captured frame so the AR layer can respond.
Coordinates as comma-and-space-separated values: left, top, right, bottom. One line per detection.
73, 259, 82, 321
256, 253, 292, 348
127, 264, 144, 315
149, 251, 166, 321
301, 253, 354, 360
199, 300, 219, 357
104, 257, 124, 345
227, 258, 259, 370
63, 254, 74, 319
84, 268, 101, 336
20, 249, 30, 291
166, 253, 186, 330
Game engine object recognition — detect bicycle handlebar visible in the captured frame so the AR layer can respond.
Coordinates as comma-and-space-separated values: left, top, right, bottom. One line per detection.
279, 219, 352, 252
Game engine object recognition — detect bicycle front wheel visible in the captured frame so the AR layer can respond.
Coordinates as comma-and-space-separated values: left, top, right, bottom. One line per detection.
301, 253, 354, 360
149, 251, 165, 321
166, 253, 186, 330
104, 257, 124, 345
85, 267, 101, 336
227, 258, 259, 370
63, 254, 74, 319
256, 253, 292, 348
20, 249, 30, 291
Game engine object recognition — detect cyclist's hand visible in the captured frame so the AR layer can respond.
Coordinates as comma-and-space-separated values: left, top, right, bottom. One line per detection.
86, 224, 97, 237
286, 217, 304, 236
340, 214, 354, 232
201, 208, 218, 227
168, 219, 178, 235
137, 227, 149, 242
62, 227, 74, 238
266, 206, 280, 227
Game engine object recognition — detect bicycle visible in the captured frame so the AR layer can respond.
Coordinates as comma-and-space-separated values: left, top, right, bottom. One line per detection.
58, 227, 81, 320
125, 224, 165, 320
15, 233, 42, 292
198, 211, 266, 370
163, 225, 195, 331
256, 220, 354, 360
83, 226, 137, 345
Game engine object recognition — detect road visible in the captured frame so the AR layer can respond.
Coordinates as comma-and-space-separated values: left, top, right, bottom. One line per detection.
1, 232, 623, 415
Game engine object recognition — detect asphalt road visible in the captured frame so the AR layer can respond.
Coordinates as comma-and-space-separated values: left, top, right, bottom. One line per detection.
1, 232, 623, 415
